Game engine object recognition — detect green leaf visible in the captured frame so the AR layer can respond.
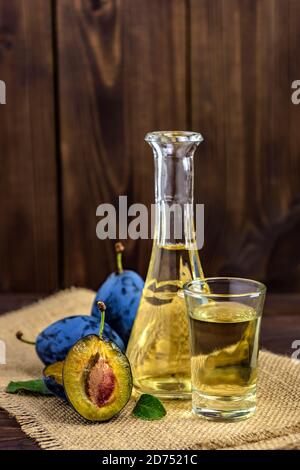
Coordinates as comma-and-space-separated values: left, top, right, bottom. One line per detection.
132, 394, 166, 421
6, 379, 53, 396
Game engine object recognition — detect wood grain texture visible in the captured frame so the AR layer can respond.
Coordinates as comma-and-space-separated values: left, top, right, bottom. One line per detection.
57, 0, 187, 288
0, 0, 299, 294
190, 0, 300, 292
0, 0, 58, 292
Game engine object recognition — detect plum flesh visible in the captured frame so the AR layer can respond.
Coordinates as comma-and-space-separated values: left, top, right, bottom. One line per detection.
63, 335, 132, 422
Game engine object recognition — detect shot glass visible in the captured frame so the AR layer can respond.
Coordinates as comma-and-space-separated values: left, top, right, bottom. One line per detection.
184, 277, 266, 421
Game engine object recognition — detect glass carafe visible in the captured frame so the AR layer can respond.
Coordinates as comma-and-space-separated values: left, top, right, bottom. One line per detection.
126, 131, 204, 399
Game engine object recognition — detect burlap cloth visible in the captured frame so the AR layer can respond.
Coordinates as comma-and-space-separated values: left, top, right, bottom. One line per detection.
0, 288, 299, 450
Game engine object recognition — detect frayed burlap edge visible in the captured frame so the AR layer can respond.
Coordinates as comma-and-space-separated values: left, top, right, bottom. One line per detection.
1, 389, 299, 451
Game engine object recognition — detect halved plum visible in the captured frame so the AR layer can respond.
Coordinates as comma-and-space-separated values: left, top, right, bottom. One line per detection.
63, 301, 132, 421
63, 335, 132, 421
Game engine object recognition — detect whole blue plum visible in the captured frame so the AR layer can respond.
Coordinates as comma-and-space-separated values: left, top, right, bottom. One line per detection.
91, 243, 144, 346
36, 315, 124, 365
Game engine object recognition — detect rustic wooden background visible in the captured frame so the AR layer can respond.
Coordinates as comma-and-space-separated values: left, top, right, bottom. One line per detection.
0, 0, 300, 294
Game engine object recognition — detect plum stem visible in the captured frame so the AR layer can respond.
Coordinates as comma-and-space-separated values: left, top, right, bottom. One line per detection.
97, 301, 106, 339
16, 331, 36, 346
115, 242, 124, 274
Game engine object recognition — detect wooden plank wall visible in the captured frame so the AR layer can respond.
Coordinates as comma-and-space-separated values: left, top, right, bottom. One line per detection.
191, 0, 300, 292
0, 0, 299, 293
57, 0, 187, 288
0, 0, 58, 292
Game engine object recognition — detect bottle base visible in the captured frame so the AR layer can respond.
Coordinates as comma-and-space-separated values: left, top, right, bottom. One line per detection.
133, 376, 191, 400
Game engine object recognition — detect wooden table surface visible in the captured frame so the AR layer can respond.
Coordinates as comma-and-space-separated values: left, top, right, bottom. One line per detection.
0, 293, 299, 450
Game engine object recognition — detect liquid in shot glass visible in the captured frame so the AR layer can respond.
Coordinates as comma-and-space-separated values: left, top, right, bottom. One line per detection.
184, 278, 266, 421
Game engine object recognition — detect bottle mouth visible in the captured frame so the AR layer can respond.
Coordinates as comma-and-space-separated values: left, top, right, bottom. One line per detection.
145, 131, 204, 144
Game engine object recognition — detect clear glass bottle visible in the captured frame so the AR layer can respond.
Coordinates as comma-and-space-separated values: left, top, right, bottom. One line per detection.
126, 131, 204, 399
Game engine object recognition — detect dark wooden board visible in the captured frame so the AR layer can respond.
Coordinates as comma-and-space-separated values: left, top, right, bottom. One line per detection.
56, 0, 188, 289
0, 0, 59, 293
190, 0, 300, 292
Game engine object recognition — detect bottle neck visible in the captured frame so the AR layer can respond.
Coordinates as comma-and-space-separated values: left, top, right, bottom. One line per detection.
152, 142, 197, 247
